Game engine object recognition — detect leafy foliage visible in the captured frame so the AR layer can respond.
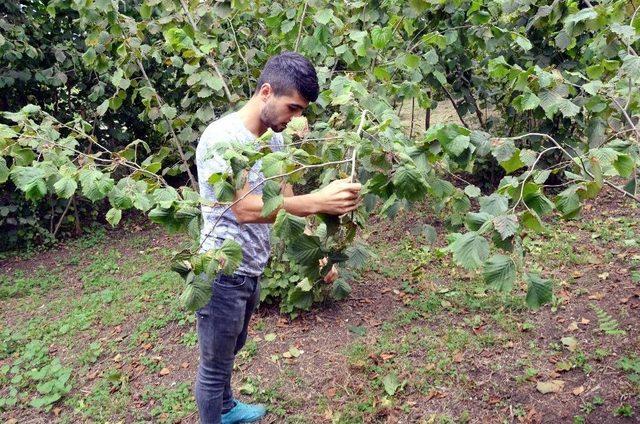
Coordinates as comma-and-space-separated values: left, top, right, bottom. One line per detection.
591, 304, 626, 335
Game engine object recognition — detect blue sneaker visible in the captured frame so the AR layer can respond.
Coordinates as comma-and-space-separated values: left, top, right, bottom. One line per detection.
221, 400, 267, 423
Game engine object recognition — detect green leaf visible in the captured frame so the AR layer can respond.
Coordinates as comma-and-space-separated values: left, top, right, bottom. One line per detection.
524, 190, 554, 216
219, 238, 243, 275
493, 214, 518, 240
464, 185, 481, 198
281, 20, 295, 34
164, 27, 194, 51
10, 166, 47, 201
521, 210, 545, 232
161, 104, 177, 120
393, 166, 428, 201
484, 255, 516, 292
558, 99, 580, 118
479, 194, 509, 216
582, 80, 602, 96
79, 169, 114, 202
53, 177, 77, 199
180, 272, 212, 311
287, 287, 314, 310
209, 173, 235, 203
332, 279, 351, 300
613, 154, 634, 178
448, 231, 489, 270
96, 100, 109, 116
140, 3, 152, 18
525, 273, 552, 309
465, 212, 493, 231
556, 187, 581, 219
521, 92, 540, 111
403, 54, 420, 69
514, 36, 532, 51
0, 157, 9, 183
153, 186, 179, 208
106, 208, 122, 227
315, 9, 334, 25
500, 150, 526, 173
383, 373, 401, 396
288, 234, 324, 267
273, 209, 306, 240
345, 242, 373, 269
371, 26, 392, 49
260, 152, 288, 178
261, 180, 283, 217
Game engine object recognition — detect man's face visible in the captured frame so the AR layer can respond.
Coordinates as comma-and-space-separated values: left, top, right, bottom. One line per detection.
260, 88, 309, 133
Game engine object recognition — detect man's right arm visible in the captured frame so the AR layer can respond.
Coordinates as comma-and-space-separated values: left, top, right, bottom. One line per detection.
231, 178, 361, 224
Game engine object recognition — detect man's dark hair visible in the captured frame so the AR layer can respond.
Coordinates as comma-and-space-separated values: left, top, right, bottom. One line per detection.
255, 51, 319, 102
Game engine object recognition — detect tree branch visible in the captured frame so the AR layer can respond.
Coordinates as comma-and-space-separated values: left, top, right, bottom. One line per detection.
505, 133, 640, 204
294, 1, 308, 53
135, 58, 198, 190
351, 109, 368, 182
441, 85, 470, 128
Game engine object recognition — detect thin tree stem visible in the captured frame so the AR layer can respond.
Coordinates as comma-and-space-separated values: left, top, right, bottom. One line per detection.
135, 58, 198, 190
53, 197, 73, 237
294, 1, 308, 52
441, 85, 470, 128
351, 110, 368, 182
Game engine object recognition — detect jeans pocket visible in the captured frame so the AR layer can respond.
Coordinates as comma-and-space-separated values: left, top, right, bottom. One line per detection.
214, 274, 246, 289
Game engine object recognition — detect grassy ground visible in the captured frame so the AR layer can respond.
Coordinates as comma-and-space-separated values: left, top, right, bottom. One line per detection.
1, 187, 639, 424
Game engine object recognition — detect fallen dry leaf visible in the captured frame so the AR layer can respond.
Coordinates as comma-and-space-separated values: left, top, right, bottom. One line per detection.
380, 353, 395, 362
536, 380, 565, 394
113, 354, 122, 362
580, 318, 590, 325
566, 322, 579, 332
159, 367, 170, 376
572, 386, 585, 396
561, 336, 578, 352
488, 396, 502, 405
180, 362, 189, 369
426, 390, 447, 400
588, 292, 604, 300
453, 352, 464, 363
555, 361, 572, 372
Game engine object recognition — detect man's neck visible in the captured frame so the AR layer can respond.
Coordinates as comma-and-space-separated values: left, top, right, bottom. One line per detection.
236, 97, 268, 137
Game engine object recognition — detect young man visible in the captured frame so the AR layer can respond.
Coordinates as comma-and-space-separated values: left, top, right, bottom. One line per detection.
194, 52, 362, 424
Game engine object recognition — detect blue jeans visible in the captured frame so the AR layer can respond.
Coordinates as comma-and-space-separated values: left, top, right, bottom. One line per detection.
194, 273, 261, 424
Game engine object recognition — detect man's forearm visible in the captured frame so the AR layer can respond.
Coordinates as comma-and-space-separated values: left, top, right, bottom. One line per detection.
232, 193, 319, 224
282, 193, 318, 217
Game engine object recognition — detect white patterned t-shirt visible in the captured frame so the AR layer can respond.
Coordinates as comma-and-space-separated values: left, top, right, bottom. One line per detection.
195, 112, 284, 277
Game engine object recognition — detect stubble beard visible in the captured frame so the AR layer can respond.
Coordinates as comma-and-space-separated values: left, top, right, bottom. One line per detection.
260, 103, 285, 133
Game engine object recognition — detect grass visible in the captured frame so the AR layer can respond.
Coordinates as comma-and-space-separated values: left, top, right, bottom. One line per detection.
1, 204, 639, 422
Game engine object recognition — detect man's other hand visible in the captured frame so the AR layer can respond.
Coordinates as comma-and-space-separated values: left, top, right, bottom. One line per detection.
314, 178, 361, 215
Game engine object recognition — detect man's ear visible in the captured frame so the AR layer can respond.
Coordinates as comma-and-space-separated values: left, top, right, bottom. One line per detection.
258, 83, 272, 101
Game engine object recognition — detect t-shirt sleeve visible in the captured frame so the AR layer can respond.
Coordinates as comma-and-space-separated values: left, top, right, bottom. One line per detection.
196, 129, 233, 198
